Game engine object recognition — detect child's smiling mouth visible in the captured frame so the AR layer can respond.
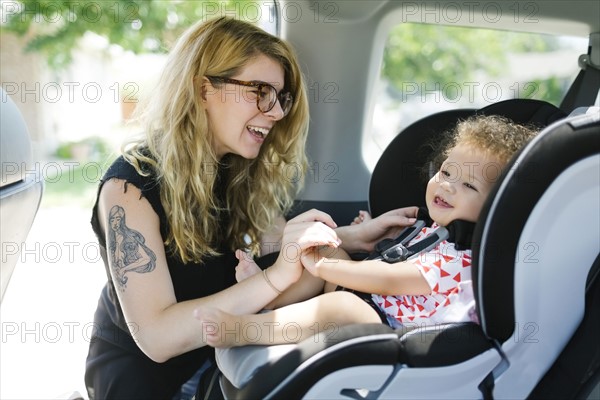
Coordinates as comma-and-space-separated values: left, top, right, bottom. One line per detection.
434, 196, 452, 208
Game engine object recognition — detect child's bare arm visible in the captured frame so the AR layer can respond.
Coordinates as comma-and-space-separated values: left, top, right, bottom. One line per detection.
302, 246, 430, 296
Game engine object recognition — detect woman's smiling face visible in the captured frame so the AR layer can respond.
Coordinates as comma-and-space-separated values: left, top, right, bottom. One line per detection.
426, 143, 503, 226
203, 53, 287, 160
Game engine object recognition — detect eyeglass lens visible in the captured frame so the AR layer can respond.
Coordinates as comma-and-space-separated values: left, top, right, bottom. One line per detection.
258, 85, 292, 116
207, 76, 292, 116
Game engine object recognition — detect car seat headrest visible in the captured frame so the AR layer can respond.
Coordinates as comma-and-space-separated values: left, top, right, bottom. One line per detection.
478, 98, 567, 128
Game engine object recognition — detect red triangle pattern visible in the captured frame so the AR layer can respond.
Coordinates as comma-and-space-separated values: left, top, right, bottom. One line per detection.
372, 223, 474, 327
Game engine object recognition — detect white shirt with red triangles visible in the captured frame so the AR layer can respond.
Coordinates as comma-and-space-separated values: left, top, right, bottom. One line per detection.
371, 223, 477, 328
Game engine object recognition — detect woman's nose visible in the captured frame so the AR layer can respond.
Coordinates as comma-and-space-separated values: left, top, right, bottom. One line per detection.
262, 100, 285, 121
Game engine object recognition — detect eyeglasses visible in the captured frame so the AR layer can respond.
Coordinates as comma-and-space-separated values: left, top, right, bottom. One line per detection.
206, 76, 293, 117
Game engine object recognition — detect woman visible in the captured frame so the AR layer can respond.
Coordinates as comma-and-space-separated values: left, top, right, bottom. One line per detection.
84, 16, 338, 399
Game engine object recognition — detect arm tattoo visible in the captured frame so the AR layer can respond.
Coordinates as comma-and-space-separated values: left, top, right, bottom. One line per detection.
107, 205, 157, 291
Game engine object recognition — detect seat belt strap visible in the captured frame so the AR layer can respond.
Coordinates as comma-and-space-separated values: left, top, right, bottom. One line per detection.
366, 223, 449, 264
366, 220, 425, 260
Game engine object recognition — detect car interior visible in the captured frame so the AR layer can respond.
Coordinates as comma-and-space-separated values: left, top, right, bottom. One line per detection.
211, 1, 600, 399
217, 101, 599, 400
0, 1, 598, 399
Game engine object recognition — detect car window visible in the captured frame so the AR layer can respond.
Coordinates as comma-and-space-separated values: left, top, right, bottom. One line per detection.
364, 23, 589, 169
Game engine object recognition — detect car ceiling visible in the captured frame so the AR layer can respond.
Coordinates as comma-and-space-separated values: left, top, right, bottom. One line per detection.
304, 0, 600, 37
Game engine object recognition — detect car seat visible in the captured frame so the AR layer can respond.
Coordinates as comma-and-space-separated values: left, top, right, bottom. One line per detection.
0, 89, 44, 302
214, 101, 599, 399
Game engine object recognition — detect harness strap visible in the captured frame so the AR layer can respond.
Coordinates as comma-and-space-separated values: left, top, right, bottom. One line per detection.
447, 220, 476, 251
365, 207, 475, 263
367, 220, 425, 260
369, 224, 449, 263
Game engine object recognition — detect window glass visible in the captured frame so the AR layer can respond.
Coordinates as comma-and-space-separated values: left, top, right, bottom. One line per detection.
365, 23, 589, 169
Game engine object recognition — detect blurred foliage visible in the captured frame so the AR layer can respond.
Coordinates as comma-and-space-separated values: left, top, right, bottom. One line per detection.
1, 0, 262, 69
382, 24, 559, 89
3, 0, 571, 104
524, 76, 567, 103
54, 136, 113, 161
42, 162, 103, 208
45, 136, 117, 208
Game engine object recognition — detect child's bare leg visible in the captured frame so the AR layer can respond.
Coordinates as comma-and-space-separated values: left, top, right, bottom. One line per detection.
351, 210, 372, 225
196, 291, 382, 348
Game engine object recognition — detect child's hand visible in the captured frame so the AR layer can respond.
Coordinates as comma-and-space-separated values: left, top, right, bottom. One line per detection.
234, 249, 261, 282
272, 209, 341, 283
300, 247, 323, 277
300, 245, 340, 277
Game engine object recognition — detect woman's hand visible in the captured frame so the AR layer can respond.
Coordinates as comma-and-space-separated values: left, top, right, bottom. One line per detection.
336, 207, 419, 253
269, 209, 341, 285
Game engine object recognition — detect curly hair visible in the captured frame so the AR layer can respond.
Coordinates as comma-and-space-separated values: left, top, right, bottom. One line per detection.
122, 17, 309, 263
430, 115, 538, 174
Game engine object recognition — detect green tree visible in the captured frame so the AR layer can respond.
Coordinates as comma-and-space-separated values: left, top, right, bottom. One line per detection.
2, 1, 568, 105
2, 0, 263, 68
382, 23, 556, 89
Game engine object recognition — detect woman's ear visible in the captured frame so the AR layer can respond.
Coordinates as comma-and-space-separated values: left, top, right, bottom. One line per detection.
196, 76, 212, 103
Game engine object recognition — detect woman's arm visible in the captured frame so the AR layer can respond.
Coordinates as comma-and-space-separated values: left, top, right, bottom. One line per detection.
259, 215, 286, 255
258, 215, 330, 309
335, 207, 419, 253
98, 180, 339, 362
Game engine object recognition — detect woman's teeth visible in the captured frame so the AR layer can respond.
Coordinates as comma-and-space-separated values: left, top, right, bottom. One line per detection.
248, 126, 268, 138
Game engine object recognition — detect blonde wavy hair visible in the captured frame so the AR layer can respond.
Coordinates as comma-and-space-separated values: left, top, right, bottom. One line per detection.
123, 17, 309, 263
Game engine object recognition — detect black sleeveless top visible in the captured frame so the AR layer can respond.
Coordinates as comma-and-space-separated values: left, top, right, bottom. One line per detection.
89, 155, 237, 364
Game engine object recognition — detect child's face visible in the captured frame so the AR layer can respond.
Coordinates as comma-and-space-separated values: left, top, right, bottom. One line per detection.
426, 143, 503, 226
